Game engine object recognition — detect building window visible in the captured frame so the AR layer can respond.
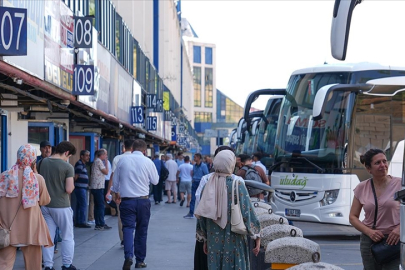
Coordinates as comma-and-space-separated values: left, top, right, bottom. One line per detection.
115, 13, 122, 61
205, 47, 212, 65
194, 112, 212, 123
205, 68, 213, 108
193, 46, 201, 63
194, 67, 201, 107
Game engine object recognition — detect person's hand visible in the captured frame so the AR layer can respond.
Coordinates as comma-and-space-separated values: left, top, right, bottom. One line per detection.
387, 226, 400, 245
203, 241, 208, 255
253, 238, 260, 256
367, 228, 384, 242
105, 190, 111, 201
115, 192, 121, 204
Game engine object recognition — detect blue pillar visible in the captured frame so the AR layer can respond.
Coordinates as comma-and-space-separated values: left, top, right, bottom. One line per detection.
153, 0, 159, 71
1, 115, 7, 172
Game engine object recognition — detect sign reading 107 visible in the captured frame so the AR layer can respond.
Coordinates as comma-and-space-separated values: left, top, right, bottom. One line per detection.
0, 7, 27, 56
73, 65, 94, 95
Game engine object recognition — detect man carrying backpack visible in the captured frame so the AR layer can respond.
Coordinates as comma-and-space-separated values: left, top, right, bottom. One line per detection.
236, 154, 269, 200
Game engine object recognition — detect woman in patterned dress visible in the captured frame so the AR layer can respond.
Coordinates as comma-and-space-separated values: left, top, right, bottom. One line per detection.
195, 150, 261, 270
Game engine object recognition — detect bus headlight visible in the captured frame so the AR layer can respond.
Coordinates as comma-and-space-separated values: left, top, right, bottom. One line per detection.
320, 189, 339, 206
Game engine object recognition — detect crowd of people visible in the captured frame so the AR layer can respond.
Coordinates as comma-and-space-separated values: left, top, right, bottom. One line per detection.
0, 138, 399, 270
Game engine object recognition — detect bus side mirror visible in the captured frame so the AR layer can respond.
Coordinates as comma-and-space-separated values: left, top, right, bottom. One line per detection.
331, 0, 361, 60
312, 84, 338, 120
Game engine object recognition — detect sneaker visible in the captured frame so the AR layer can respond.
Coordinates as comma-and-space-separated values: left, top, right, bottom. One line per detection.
183, 213, 194, 219
94, 225, 104, 231
61, 265, 77, 270
122, 258, 133, 270
44, 267, 55, 270
103, 224, 112, 230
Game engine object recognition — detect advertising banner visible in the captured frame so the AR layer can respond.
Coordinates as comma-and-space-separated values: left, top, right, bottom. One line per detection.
3, 0, 44, 79
117, 66, 133, 123
44, 1, 74, 92
96, 43, 111, 113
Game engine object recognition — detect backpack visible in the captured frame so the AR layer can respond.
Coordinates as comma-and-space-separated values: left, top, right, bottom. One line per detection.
160, 161, 169, 181
241, 165, 262, 196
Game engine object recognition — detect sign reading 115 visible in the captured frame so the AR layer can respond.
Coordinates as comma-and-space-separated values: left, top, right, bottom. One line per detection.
146, 116, 157, 131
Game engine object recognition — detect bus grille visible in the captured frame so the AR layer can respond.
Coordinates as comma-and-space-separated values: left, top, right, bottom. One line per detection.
274, 189, 318, 202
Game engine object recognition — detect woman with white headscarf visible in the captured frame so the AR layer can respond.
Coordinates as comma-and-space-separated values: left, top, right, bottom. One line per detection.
0, 144, 53, 270
195, 150, 261, 270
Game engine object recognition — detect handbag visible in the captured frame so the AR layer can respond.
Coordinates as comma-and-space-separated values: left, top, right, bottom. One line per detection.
0, 201, 21, 249
369, 179, 400, 264
231, 179, 247, 235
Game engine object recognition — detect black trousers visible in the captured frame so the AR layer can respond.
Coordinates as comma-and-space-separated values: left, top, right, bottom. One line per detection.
194, 240, 208, 270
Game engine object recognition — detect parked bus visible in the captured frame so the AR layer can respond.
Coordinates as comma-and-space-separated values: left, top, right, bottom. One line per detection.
269, 62, 405, 225
237, 89, 284, 160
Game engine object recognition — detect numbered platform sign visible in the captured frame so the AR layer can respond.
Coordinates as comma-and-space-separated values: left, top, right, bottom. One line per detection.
73, 65, 94, 95
74, 16, 93, 48
146, 116, 157, 131
0, 7, 27, 56
131, 106, 144, 124
146, 94, 156, 109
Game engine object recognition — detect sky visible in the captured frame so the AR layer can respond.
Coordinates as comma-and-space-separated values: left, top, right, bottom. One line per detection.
181, 0, 405, 108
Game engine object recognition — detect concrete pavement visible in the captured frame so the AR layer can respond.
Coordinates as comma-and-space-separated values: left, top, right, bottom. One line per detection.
14, 200, 197, 270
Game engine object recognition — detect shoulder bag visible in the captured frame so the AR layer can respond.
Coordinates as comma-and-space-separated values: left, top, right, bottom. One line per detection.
231, 179, 247, 235
0, 201, 21, 249
370, 179, 400, 264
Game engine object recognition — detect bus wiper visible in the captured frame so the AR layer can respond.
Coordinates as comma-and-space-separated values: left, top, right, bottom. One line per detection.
294, 157, 325, 173
269, 161, 289, 172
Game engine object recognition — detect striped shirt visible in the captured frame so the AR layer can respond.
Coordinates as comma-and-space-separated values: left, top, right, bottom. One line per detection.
74, 159, 89, 188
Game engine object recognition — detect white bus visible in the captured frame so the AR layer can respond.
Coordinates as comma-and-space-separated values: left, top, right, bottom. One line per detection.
235, 89, 284, 159
269, 62, 405, 225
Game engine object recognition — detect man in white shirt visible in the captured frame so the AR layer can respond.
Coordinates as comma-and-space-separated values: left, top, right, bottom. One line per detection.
113, 139, 159, 270
164, 153, 178, 204
252, 152, 267, 174
105, 139, 134, 247
176, 156, 193, 207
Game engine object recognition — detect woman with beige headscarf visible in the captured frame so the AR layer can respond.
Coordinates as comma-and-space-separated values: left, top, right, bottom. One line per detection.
0, 144, 53, 270
195, 150, 261, 270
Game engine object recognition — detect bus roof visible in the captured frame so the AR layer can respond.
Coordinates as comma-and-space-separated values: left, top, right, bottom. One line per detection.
291, 62, 405, 75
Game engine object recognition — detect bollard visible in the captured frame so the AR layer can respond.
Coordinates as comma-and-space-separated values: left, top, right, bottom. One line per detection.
255, 207, 272, 217
253, 201, 273, 211
286, 262, 344, 269
261, 224, 303, 248
265, 237, 321, 265
258, 213, 288, 228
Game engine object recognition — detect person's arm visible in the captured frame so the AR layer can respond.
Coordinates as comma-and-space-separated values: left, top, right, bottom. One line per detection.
65, 177, 75, 194
256, 166, 270, 185
100, 160, 108, 175
349, 196, 384, 242
105, 172, 114, 201
36, 174, 51, 206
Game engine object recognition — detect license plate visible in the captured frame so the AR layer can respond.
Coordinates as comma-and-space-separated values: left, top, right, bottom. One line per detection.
285, 208, 301, 217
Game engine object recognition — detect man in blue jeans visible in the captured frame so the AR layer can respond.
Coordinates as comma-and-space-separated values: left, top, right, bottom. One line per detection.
113, 139, 159, 269
74, 150, 91, 228
184, 153, 209, 219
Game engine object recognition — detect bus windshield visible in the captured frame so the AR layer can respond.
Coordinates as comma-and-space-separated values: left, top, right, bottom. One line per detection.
273, 72, 352, 174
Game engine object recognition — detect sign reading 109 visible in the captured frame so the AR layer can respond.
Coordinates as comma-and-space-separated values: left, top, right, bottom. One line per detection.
0, 7, 27, 56
73, 65, 94, 95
